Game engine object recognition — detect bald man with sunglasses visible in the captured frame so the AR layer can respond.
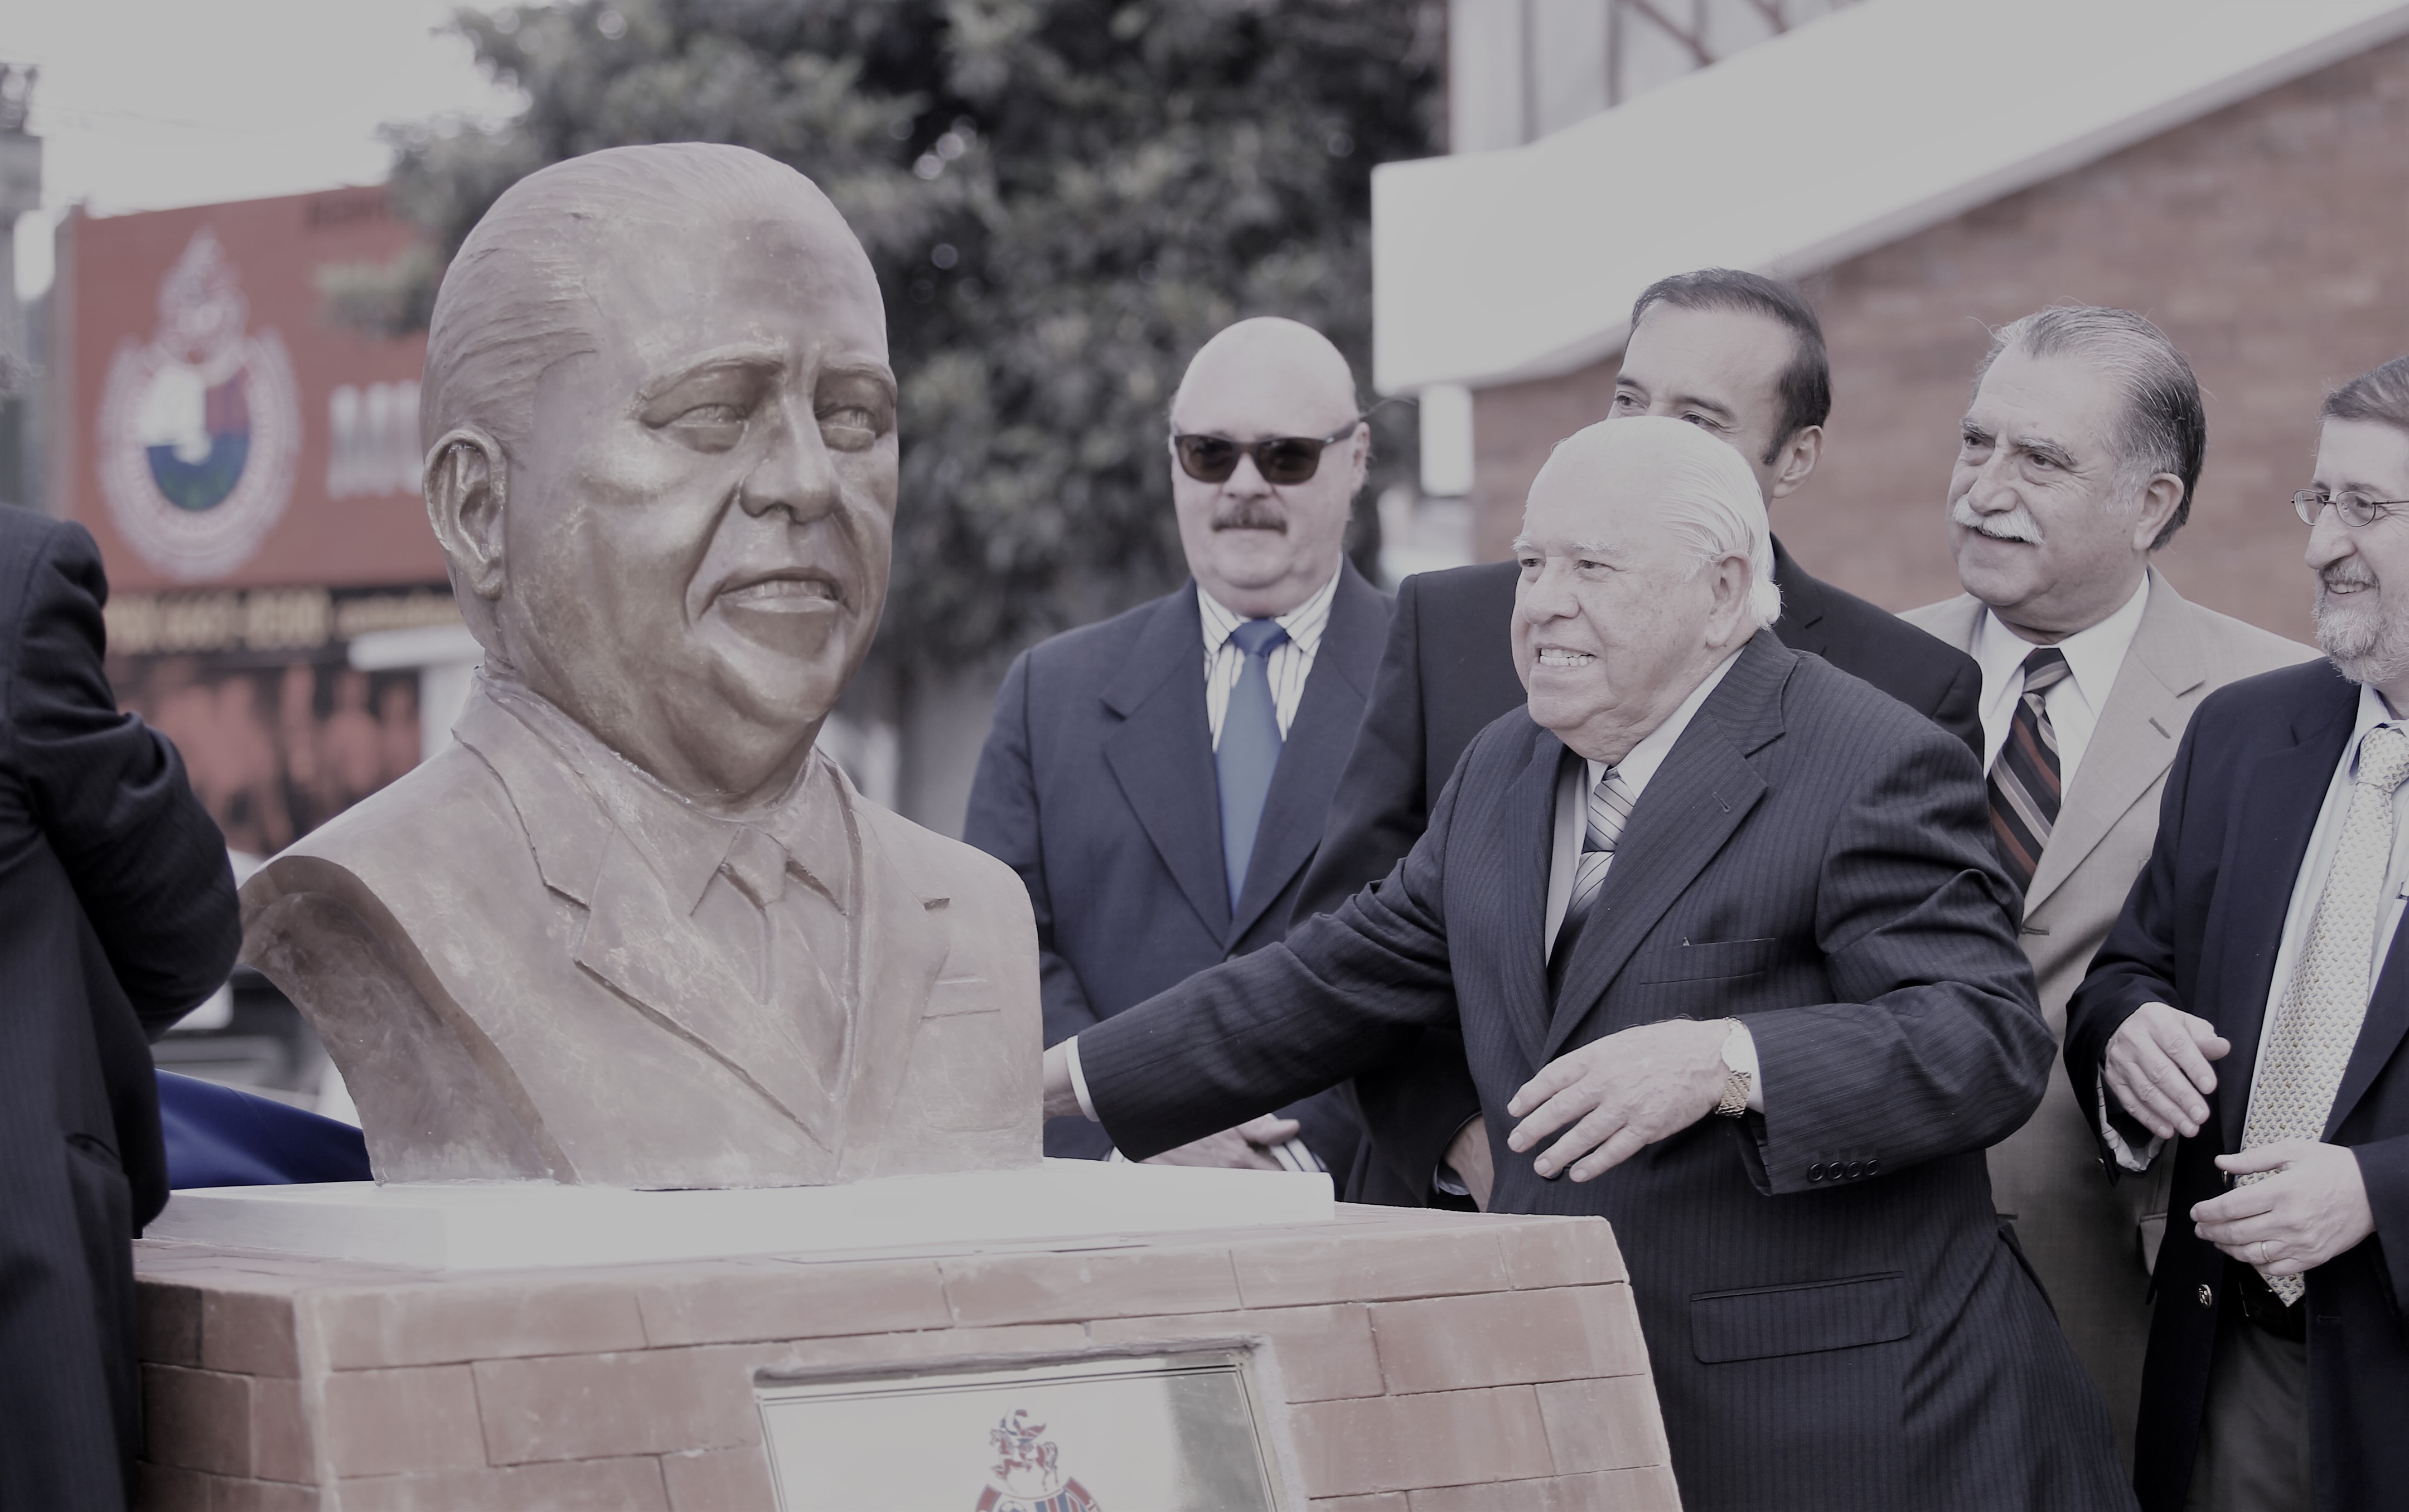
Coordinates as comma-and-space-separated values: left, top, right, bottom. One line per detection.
965, 317, 1389, 1172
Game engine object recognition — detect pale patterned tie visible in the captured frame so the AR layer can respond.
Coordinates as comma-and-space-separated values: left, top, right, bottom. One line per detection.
1565, 766, 1636, 932
2241, 721, 2409, 1303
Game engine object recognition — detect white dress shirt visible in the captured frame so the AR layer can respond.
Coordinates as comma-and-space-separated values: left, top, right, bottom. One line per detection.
1971, 574, 2150, 787
2104, 682, 2409, 1170
1199, 564, 1341, 745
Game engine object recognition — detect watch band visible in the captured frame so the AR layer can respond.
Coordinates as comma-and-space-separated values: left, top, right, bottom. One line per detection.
1715, 1066, 1753, 1118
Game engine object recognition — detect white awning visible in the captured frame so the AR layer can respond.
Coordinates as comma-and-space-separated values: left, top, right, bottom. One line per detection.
1372, 0, 2409, 395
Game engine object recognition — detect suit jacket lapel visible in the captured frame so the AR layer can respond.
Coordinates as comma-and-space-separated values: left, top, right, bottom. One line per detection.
2212, 687, 2358, 1151
840, 803, 953, 1173
2331, 928, 2409, 1140
1541, 636, 1784, 1063
1230, 565, 1384, 942
1495, 730, 1569, 1069
1766, 537, 1828, 654
2026, 570, 2203, 913
1100, 587, 1232, 940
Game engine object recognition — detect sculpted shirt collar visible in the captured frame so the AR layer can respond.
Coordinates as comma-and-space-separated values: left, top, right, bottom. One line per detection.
482, 673, 855, 919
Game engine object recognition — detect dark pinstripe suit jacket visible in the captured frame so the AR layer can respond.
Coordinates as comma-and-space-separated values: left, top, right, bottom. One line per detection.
1080, 631, 2131, 1511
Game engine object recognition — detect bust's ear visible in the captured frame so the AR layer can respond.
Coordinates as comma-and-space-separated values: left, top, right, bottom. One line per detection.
425, 428, 509, 600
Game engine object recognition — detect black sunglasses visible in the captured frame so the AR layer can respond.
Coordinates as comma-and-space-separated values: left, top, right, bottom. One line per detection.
1171, 422, 1362, 486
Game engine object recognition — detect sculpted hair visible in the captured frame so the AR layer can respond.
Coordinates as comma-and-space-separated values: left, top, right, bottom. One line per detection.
419, 143, 865, 457
1977, 305, 2205, 550
1555, 416, 1782, 630
1629, 268, 1830, 462
2321, 355, 2409, 436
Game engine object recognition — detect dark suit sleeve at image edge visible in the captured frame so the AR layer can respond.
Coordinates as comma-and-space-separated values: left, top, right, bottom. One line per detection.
1934, 651, 1984, 758
1291, 573, 1429, 925
4, 522, 238, 1032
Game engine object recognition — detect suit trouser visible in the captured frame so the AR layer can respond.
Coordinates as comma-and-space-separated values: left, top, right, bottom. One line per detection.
2185, 1281, 2309, 1512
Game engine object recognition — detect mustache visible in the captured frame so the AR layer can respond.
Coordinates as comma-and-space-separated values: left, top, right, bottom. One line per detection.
1212, 499, 1288, 532
1950, 496, 2042, 544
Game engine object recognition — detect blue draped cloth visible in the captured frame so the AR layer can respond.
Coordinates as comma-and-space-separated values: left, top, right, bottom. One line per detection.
157, 1070, 371, 1188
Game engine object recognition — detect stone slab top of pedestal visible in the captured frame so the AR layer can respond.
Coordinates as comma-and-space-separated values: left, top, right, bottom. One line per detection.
145, 1158, 1334, 1272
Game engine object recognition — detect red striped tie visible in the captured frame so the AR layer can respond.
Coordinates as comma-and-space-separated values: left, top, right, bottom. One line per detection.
1987, 647, 2071, 897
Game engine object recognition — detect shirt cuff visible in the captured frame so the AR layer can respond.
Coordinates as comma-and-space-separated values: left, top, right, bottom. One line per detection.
1725, 1021, 1765, 1114
1065, 1035, 1100, 1122
2097, 1081, 2162, 1173
1433, 1114, 1481, 1196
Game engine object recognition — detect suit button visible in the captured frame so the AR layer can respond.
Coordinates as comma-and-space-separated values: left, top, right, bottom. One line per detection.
1864, 1158, 1879, 1176
1807, 1163, 1825, 1181
2197, 1284, 2214, 1309
1844, 1161, 1863, 1179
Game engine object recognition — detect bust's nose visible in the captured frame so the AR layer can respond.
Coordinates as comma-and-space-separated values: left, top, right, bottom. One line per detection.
738, 394, 842, 525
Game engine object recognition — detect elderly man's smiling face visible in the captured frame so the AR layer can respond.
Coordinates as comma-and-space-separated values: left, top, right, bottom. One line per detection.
1511, 425, 1759, 764
494, 202, 896, 812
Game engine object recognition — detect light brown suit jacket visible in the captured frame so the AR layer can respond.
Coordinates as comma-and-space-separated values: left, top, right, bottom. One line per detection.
1902, 568, 2314, 1450
240, 689, 1042, 1189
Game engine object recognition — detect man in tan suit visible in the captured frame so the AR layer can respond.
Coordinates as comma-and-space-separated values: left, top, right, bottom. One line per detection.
1903, 306, 2313, 1456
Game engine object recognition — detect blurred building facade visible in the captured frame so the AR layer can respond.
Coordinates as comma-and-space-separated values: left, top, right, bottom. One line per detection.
1391, 0, 2409, 641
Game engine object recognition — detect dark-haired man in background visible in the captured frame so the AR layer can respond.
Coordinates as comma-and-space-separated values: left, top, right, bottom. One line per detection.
1299, 268, 1982, 1209
1904, 306, 2311, 1459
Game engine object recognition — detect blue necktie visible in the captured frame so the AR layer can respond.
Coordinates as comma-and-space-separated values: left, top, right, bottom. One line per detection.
1217, 618, 1290, 911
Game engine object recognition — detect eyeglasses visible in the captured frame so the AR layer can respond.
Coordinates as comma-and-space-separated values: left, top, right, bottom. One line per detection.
2295, 489, 2409, 527
1171, 422, 1362, 486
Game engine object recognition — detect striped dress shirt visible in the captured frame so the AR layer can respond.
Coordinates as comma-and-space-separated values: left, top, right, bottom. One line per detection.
1198, 565, 1342, 746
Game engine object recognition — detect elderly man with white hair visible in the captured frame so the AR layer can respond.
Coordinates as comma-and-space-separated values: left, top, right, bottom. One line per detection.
1041, 415, 2130, 1510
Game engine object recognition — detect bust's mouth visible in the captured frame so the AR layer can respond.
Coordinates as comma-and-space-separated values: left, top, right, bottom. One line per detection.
712, 568, 849, 613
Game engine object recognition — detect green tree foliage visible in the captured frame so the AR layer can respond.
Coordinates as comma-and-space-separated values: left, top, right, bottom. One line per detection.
384, 0, 1443, 670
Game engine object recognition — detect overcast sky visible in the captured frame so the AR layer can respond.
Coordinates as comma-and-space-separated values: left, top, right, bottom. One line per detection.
6, 0, 523, 301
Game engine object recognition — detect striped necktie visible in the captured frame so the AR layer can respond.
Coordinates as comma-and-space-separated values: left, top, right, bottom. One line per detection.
1988, 647, 2071, 896
1565, 765, 1634, 933
2241, 722, 2409, 1303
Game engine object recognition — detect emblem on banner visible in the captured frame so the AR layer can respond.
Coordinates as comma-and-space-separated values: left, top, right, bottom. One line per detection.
973, 1409, 1102, 1512
96, 227, 300, 580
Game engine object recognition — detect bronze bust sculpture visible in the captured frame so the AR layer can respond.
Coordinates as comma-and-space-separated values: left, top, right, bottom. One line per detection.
240, 144, 1041, 1187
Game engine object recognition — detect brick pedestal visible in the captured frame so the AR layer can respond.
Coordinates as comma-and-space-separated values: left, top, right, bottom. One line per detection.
132, 1203, 1677, 1511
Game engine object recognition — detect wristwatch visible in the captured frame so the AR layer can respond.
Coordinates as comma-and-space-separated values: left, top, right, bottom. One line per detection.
1715, 1019, 1753, 1118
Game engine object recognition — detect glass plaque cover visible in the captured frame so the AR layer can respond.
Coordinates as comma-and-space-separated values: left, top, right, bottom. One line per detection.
755, 1349, 1287, 1511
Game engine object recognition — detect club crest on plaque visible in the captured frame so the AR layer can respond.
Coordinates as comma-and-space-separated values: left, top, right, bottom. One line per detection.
973, 1409, 1101, 1512
96, 226, 301, 580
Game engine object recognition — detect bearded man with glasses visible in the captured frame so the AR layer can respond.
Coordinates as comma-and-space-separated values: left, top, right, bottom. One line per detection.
965, 317, 1389, 1173
2069, 354, 2409, 1509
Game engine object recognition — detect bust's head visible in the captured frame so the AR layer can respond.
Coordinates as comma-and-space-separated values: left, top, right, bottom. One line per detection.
420, 144, 894, 813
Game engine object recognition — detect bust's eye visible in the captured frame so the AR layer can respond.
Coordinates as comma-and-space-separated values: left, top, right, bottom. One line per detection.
664, 402, 748, 450
818, 405, 884, 452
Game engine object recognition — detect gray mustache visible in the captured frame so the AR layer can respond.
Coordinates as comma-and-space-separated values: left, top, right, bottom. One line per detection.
1213, 501, 1288, 531
1950, 496, 2041, 545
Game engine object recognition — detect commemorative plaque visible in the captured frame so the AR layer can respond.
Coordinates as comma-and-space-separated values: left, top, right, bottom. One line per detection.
754, 1350, 1289, 1511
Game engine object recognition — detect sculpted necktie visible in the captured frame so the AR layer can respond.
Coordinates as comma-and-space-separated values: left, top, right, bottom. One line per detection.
1216, 618, 1290, 911
2242, 722, 2409, 1303
1987, 647, 2071, 896
1549, 765, 1633, 994
722, 823, 850, 1089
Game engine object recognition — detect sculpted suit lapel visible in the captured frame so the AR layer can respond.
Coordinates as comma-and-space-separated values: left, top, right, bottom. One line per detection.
1100, 587, 1233, 942
1230, 565, 1385, 943
1543, 634, 1784, 1063
459, 695, 844, 1157
2025, 570, 2202, 914
840, 802, 954, 1175
2208, 684, 2356, 1152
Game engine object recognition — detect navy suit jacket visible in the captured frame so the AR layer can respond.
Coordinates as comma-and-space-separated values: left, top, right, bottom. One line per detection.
964, 563, 1389, 1168
2068, 660, 2409, 1511
1081, 632, 2126, 1510
1297, 543, 1982, 1204
0, 514, 238, 1509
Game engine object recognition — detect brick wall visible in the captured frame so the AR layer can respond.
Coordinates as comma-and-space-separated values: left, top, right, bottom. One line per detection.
1468, 34, 2409, 644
